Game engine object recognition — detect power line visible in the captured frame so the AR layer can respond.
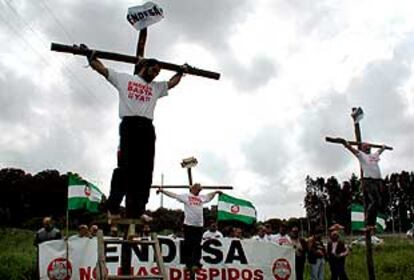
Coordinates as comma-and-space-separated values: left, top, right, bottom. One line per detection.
1, 0, 109, 107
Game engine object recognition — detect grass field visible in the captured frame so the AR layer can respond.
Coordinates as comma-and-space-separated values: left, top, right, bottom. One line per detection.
0, 228, 413, 279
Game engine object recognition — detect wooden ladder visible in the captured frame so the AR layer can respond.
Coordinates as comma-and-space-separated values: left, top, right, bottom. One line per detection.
95, 219, 168, 280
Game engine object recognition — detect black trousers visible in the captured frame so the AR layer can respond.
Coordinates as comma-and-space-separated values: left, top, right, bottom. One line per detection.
362, 178, 382, 227
295, 255, 306, 280
183, 225, 203, 269
328, 257, 349, 280
106, 116, 155, 218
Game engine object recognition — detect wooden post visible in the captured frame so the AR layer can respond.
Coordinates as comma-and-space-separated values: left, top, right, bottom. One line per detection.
351, 107, 376, 280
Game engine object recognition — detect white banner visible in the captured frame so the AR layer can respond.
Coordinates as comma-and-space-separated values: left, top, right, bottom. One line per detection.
39, 236, 295, 280
127, 2, 164, 31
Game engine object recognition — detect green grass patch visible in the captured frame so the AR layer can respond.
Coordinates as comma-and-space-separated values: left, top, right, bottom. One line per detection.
0, 228, 37, 280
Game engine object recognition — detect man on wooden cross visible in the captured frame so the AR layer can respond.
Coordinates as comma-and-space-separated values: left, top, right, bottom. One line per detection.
81, 44, 187, 221
339, 139, 388, 232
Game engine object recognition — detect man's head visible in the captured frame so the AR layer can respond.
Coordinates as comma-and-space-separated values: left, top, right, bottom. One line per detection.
190, 183, 202, 195
290, 226, 299, 239
257, 225, 266, 237
208, 221, 218, 232
43, 217, 52, 231
143, 224, 151, 236
232, 227, 243, 238
279, 223, 288, 235
361, 142, 371, 153
330, 230, 339, 241
137, 59, 161, 82
89, 225, 98, 237
78, 224, 89, 237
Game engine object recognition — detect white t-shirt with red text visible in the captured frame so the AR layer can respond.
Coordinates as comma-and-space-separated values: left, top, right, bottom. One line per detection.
357, 151, 381, 179
107, 68, 168, 119
173, 193, 215, 227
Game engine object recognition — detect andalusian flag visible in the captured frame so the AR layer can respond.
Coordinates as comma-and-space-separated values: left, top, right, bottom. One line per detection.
218, 193, 256, 224
351, 204, 386, 232
67, 174, 103, 213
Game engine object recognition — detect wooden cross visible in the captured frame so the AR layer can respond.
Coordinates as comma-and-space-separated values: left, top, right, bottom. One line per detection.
325, 107, 393, 280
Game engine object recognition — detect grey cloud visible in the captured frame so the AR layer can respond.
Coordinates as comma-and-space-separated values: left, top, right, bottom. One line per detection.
199, 151, 231, 184
222, 54, 278, 93
0, 67, 40, 123
242, 125, 289, 179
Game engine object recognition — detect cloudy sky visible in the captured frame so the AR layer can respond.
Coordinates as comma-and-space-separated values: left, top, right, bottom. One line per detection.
1, 0, 414, 220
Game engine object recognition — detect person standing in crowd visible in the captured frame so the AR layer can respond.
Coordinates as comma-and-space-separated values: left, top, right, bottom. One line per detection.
203, 220, 223, 240
290, 226, 307, 280
252, 225, 268, 241
272, 223, 292, 245
81, 44, 187, 221
157, 184, 221, 271
327, 230, 349, 280
264, 223, 274, 241
34, 217, 62, 246
308, 227, 326, 280
34, 217, 62, 279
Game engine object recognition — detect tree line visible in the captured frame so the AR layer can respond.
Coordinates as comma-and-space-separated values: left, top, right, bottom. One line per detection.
304, 171, 414, 233
0, 167, 413, 234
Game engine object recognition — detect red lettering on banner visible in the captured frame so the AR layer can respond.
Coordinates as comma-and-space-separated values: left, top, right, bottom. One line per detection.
241, 269, 253, 280
150, 267, 159, 275
253, 269, 264, 280
209, 268, 220, 279
221, 268, 227, 280
169, 268, 182, 280
228, 268, 240, 280
137, 266, 149, 276
79, 267, 91, 280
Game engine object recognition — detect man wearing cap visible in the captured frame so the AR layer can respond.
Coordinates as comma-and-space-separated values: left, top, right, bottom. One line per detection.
157, 184, 221, 271
327, 230, 349, 280
340, 139, 387, 232
81, 44, 187, 221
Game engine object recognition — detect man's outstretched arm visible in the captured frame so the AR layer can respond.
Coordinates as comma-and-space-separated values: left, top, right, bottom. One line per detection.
339, 138, 359, 156
80, 44, 109, 78
167, 64, 189, 89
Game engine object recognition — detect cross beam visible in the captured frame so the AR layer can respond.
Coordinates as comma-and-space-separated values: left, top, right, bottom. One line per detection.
50, 42, 221, 80
151, 185, 233, 190
325, 137, 393, 150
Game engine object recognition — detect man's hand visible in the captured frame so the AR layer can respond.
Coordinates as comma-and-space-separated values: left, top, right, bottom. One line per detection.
79, 44, 96, 65
179, 63, 190, 75
156, 188, 163, 195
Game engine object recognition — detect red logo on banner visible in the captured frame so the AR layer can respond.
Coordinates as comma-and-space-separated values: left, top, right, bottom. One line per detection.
47, 257, 72, 280
272, 258, 291, 280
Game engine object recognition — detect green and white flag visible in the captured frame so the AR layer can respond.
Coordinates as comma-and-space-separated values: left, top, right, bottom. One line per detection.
351, 204, 386, 232
218, 193, 256, 224
67, 174, 103, 213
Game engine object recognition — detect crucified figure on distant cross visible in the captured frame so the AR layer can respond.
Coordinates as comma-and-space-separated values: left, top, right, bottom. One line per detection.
337, 138, 389, 231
